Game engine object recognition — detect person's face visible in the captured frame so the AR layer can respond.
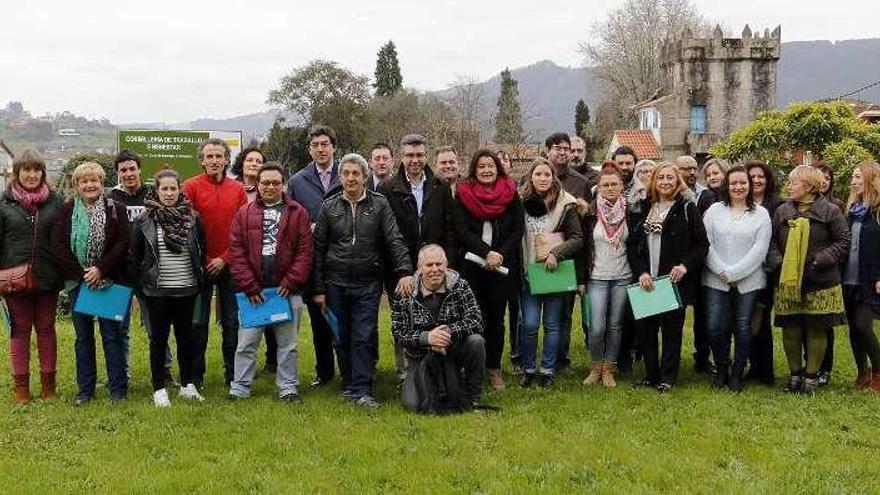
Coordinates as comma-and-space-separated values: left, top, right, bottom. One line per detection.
706, 164, 724, 189
401, 144, 427, 178
530, 164, 554, 194
340, 162, 366, 196
418, 249, 448, 290
547, 141, 570, 168
676, 161, 697, 188
788, 177, 811, 202
243, 151, 264, 179
370, 147, 393, 178
497, 152, 512, 174
851, 168, 864, 197
598, 173, 623, 202
728, 171, 750, 203
749, 167, 766, 196
570, 141, 586, 163
201, 144, 228, 177
614, 154, 635, 181
308, 134, 335, 167
17, 165, 43, 190
435, 151, 459, 182
637, 166, 655, 186
655, 167, 678, 199
76, 174, 103, 202
820, 171, 831, 194
156, 177, 181, 207
117, 160, 141, 191
257, 170, 284, 204
475, 156, 498, 185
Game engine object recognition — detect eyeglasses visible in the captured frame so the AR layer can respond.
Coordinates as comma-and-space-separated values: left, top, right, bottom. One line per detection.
259, 180, 283, 187
551, 145, 571, 153
309, 141, 333, 149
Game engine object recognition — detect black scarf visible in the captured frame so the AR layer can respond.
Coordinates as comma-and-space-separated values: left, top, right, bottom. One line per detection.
145, 196, 195, 253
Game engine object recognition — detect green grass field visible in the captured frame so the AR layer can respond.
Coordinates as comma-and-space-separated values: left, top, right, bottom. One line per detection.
1, 305, 879, 493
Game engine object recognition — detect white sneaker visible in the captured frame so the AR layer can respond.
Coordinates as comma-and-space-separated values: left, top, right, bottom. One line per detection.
179, 383, 205, 401
153, 388, 171, 408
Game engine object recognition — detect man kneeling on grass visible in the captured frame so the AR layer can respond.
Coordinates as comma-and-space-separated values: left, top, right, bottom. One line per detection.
392, 244, 492, 414
227, 163, 313, 403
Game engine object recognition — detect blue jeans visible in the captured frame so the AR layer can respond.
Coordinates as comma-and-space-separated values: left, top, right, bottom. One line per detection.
519, 281, 566, 375
327, 282, 381, 397
193, 268, 240, 385
588, 279, 629, 363
705, 286, 759, 370
70, 285, 128, 399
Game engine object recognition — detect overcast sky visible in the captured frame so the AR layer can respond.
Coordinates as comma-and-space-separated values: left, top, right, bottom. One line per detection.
2, 0, 877, 123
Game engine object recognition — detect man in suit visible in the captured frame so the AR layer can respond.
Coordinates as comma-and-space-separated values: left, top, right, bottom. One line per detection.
368, 143, 394, 191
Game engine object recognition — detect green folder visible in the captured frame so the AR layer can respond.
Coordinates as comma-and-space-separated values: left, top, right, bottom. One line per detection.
527, 259, 577, 295
626, 275, 682, 320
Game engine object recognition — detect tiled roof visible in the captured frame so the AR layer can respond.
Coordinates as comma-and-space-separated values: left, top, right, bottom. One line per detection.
613, 130, 661, 160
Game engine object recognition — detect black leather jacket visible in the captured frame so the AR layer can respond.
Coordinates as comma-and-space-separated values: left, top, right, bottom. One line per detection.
129, 213, 207, 296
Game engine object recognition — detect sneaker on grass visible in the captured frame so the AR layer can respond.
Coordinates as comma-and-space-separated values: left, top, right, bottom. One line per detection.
355, 395, 381, 409
153, 388, 171, 408
179, 383, 205, 401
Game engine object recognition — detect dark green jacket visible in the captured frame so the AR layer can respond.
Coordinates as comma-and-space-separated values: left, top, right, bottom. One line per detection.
0, 188, 63, 292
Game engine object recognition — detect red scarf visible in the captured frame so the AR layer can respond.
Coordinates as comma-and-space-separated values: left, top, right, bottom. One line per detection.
11, 181, 50, 214
457, 177, 517, 221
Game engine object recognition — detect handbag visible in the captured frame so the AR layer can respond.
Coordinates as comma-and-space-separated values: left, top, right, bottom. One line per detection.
0, 211, 38, 296
534, 232, 564, 261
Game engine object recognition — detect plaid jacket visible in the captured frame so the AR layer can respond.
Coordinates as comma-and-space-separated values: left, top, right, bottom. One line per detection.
391, 270, 483, 360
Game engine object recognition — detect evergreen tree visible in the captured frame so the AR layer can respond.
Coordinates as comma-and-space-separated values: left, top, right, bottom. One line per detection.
493, 68, 526, 144
373, 41, 403, 97
575, 99, 591, 138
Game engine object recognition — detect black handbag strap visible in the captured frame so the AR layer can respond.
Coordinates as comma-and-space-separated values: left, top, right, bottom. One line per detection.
28, 210, 38, 265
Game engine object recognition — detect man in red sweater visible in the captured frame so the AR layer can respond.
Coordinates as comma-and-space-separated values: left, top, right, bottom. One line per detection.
183, 138, 247, 388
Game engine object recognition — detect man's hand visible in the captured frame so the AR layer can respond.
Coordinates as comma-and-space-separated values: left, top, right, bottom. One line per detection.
277, 286, 291, 298
395, 275, 415, 296
206, 257, 226, 277
544, 253, 558, 271
312, 294, 326, 309
427, 325, 451, 348
669, 264, 687, 283
639, 272, 654, 291
83, 266, 102, 288
485, 251, 503, 269
248, 293, 266, 306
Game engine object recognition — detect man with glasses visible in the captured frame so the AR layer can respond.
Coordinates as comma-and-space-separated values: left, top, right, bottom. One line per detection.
378, 134, 455, 382
228, 163, 313, 403
287, 125, 342, 388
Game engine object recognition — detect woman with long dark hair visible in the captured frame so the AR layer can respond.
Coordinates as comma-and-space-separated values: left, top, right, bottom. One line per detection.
454, 149, 524, 391
230, 146, 265, 203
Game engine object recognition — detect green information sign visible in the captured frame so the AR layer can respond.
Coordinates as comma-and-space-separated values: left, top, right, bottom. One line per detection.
117, 129, 242, 180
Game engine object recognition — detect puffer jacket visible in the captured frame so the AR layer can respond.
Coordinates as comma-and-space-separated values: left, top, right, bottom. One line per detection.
128, 211, 207, 296
766, 196, 850, 295
0, 188, 63, 292
312, 189, 412, 294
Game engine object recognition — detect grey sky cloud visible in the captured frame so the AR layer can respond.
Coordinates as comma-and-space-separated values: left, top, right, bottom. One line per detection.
2, 0, 876, 123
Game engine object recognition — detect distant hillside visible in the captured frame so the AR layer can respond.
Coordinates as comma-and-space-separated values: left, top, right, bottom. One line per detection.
777, 38, 880, 106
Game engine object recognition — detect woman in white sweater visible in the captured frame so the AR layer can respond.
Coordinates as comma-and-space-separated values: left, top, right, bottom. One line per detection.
702, 165, 772, 392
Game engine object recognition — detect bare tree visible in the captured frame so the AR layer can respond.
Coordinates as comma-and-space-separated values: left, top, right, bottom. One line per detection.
444, 75, 486, 157
579, 0, 708, 129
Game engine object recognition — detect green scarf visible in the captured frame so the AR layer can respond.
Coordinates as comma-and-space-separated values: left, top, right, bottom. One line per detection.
70, 196, 91, 268
777, 217, 810, 304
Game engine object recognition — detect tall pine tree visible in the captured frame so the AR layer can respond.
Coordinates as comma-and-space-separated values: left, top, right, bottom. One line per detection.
493, 68, 526, 144
574, 99, 591, 138
373, 41, 403, 97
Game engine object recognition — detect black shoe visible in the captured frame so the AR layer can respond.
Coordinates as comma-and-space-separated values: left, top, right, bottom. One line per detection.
817, 370, 831, 387
280, 393, 302, 404
310, 376, 332, 388
520, 373, 536, 388
632, 378, 656, 389
656, 382, 673, 393
555, 360, 571, 374
728, 373, 743, 393
539, 374, 554, 388
227, 393, 241, 401
712, 364, 729, 389
694, 354, 717, 376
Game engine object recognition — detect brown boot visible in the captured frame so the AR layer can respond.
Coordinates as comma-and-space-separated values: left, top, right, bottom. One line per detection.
602, 361, 617, 388
870, 371, 880, 392
487, 369, 505, 391
855, 368, 873, 389
40, 371, 57, 400
582, 361, 604, 385
13, 374, 30, 405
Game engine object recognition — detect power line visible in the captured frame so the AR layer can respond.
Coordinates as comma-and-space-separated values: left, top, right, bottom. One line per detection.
824, 78, 880, 101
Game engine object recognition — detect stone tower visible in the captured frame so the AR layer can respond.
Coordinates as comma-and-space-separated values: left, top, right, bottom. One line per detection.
637, 25, 781, 160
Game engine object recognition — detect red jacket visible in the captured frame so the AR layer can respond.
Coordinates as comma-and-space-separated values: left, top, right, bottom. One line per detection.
182, 173, 247, 262
228, 195, 313, 297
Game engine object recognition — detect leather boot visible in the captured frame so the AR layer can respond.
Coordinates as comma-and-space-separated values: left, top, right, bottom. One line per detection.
40, 371, 57, 400
870, 371, 880, 392
712, 361, 729, 389
855, 367, 873, 389
487, 369, 505, 391
601, 361, 617, 388
728, 362, 745, 393
582, 361, 604, 386
13, 374, 30, 405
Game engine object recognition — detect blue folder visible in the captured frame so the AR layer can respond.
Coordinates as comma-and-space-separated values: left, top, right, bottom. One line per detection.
73, 283, 134, 322
235, 288, 294, 328
323, 307, 341, 343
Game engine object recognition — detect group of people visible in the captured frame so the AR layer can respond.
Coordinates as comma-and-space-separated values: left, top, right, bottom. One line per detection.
3, 124, 880, 414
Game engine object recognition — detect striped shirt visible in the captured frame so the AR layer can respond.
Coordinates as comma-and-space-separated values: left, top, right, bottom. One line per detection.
157, 225, 197, 289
